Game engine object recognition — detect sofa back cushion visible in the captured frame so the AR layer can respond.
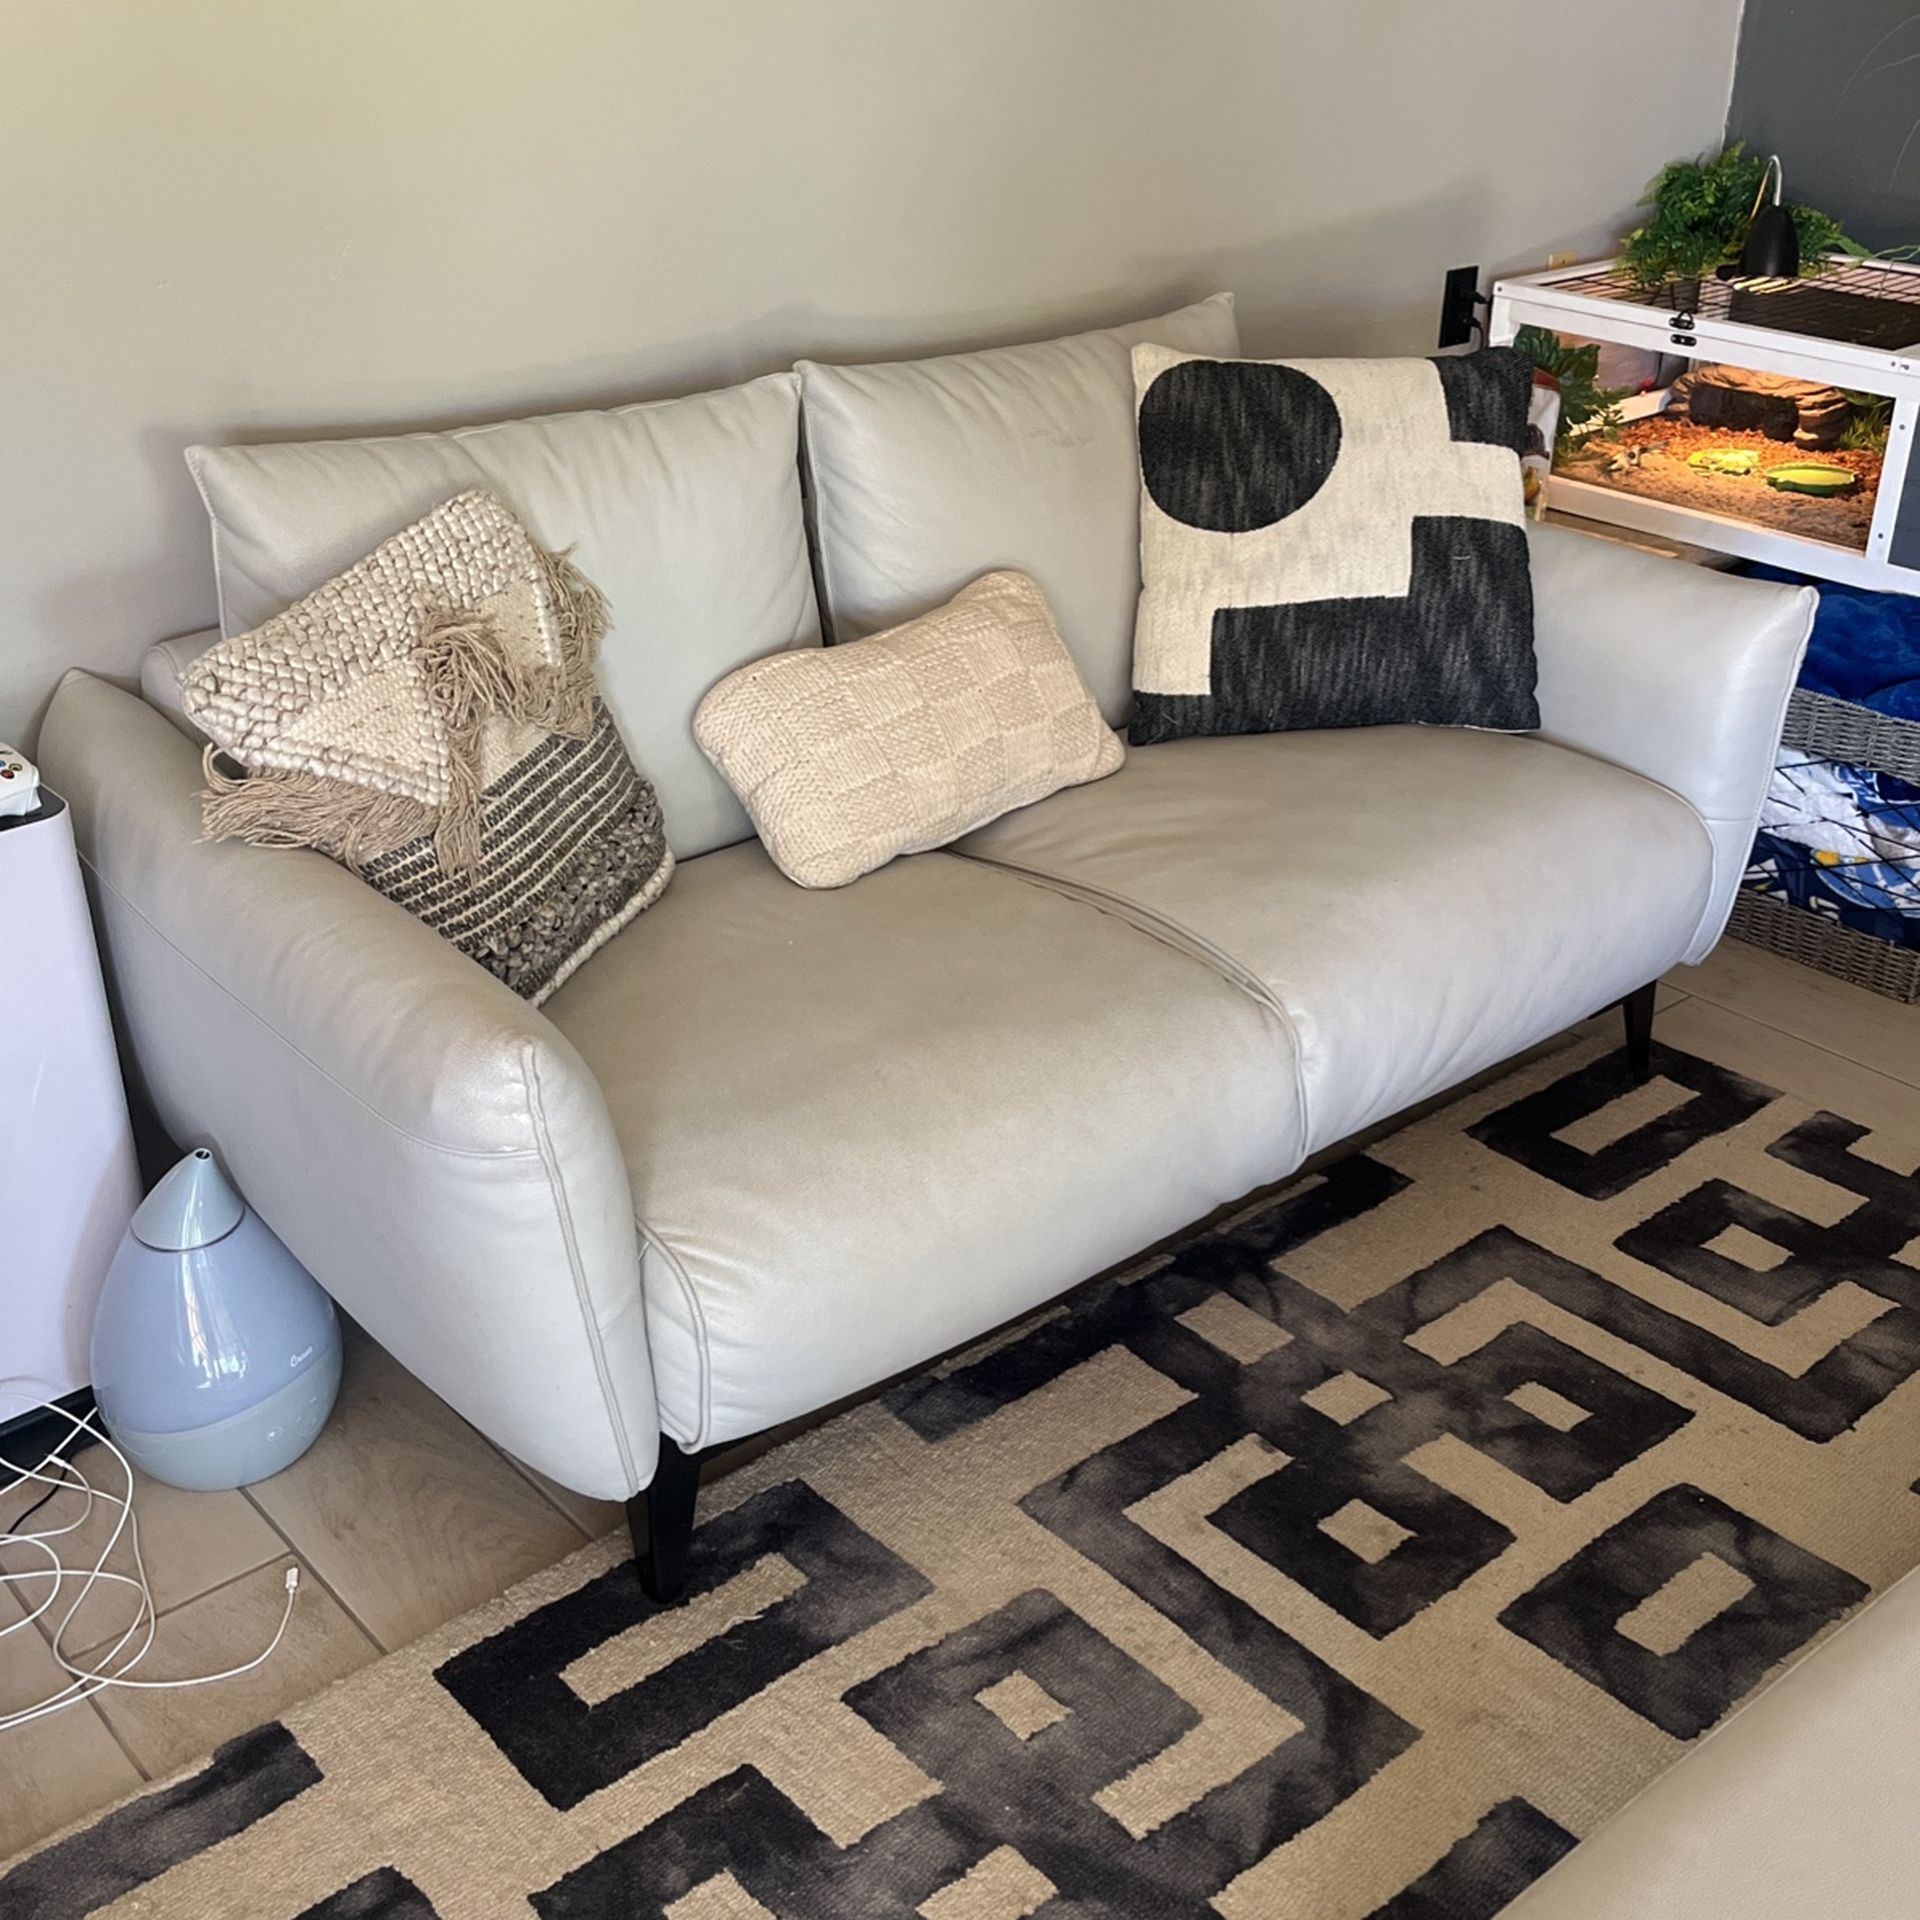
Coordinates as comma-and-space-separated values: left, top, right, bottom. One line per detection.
186, 373, 817, 859
798, 295, 1238, 726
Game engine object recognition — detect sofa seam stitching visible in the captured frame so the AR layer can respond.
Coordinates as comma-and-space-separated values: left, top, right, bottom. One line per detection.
633, 1218, 714, 1453
81, 855, 547, 1161
951, 847, 1314, 1141
520, 1041, 642, 1493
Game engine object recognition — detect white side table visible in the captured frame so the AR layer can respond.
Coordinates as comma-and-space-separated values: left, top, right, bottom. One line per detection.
0, 788, 141, 1429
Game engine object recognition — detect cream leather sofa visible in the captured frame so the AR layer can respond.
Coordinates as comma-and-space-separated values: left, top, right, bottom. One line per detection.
38, 296, 1816, 1600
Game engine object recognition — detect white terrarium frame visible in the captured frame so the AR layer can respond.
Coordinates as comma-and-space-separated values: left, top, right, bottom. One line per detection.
1489, 256, 1920, 595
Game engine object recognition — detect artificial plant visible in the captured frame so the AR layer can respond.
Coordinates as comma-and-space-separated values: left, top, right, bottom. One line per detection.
1513, 324, 1629, 454
1838, 390, 1893, 454
1620, 144, 1852, 292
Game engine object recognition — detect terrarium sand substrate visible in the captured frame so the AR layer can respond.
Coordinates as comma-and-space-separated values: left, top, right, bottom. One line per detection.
1561, 417, 1882, 551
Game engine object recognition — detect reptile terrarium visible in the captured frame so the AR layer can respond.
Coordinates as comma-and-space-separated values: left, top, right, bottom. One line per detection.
1490, 258, 1920, 593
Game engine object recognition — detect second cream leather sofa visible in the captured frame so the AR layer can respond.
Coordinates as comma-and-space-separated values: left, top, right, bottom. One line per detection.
1503, 1561, 1920, 1917
38, 295, 1817, 1598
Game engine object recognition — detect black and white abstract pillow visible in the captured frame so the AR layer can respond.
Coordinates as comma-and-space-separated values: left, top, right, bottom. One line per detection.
1128, 345, 1537, 745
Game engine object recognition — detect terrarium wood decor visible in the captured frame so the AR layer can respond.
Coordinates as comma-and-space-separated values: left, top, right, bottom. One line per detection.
1489, 257, 1920, 594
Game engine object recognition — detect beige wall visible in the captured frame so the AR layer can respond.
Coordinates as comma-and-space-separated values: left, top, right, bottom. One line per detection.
1, 0, 1742, 743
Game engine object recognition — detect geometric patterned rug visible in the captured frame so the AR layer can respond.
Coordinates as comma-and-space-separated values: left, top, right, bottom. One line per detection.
8, 1031, 1920, 1919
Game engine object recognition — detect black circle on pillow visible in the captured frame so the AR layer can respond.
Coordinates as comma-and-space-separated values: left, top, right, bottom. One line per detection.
1138, 360, 1342, 532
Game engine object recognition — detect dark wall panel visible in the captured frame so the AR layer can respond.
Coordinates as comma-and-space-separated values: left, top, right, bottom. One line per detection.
1727, 2, 1920, 252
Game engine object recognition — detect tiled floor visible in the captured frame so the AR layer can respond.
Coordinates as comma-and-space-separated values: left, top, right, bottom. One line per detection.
1, 941, 1915, 1860
0, 1334, 613, 1858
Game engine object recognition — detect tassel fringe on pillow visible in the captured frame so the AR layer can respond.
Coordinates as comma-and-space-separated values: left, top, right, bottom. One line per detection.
187, 493, 607, 877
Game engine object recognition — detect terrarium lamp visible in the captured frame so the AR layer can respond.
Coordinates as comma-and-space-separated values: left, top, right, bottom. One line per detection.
1737, 155, 1799, 285
91, 1148, 342, 1490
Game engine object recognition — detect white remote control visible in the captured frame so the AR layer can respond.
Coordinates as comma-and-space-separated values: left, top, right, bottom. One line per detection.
0, 743, 42, 820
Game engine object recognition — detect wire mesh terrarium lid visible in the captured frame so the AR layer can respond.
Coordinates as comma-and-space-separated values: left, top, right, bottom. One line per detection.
1546, 258, 1920, 353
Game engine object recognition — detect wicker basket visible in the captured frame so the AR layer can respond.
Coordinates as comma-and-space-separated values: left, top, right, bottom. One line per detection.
1782, 688, 1920, 784
1728, 888, 1920, 1002
1727, 688, 1920, 1002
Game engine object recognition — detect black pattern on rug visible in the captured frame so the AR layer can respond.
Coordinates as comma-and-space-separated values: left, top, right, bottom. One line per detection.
7, 1039, 1918, 1918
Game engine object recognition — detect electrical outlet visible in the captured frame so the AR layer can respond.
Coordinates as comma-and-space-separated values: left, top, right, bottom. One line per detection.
1437, 265, 1481, 349
1546, 250, 1579, 270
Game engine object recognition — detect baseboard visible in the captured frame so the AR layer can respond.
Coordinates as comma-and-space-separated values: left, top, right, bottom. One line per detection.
1, 1385, 97, 1482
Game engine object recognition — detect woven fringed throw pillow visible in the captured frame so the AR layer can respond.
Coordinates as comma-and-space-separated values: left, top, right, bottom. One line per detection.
180, 489, 672, 1004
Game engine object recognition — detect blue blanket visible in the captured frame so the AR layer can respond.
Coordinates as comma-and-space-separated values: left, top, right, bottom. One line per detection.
1744, 565, 1920, 722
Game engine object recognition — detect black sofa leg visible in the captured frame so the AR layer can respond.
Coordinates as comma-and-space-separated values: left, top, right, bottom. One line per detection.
630, 1436, 702, 1604
1621, 981, 1657, 1085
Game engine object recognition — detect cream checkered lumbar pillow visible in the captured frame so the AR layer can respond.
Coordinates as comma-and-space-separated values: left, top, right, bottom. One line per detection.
694, 570, 1123, 889
180, 488, 672, 1004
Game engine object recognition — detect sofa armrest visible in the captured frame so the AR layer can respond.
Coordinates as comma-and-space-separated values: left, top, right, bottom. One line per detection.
1527, 523, 1817, 964
38, 672, 658, 1500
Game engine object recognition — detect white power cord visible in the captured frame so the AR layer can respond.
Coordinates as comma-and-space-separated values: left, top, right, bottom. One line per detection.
0, 1398, 298, 1730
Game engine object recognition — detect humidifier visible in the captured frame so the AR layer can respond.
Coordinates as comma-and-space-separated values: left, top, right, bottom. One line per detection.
91, 1149, 341, 1490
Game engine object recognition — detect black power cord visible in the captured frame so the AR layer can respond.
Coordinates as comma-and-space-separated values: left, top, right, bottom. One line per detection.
4, 1473, 66, 1535
2, 1410, 95, 1534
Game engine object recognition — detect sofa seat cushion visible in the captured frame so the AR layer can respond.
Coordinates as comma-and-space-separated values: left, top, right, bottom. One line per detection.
542, 842, 1302, 1448
958, 729, 1713, 1154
